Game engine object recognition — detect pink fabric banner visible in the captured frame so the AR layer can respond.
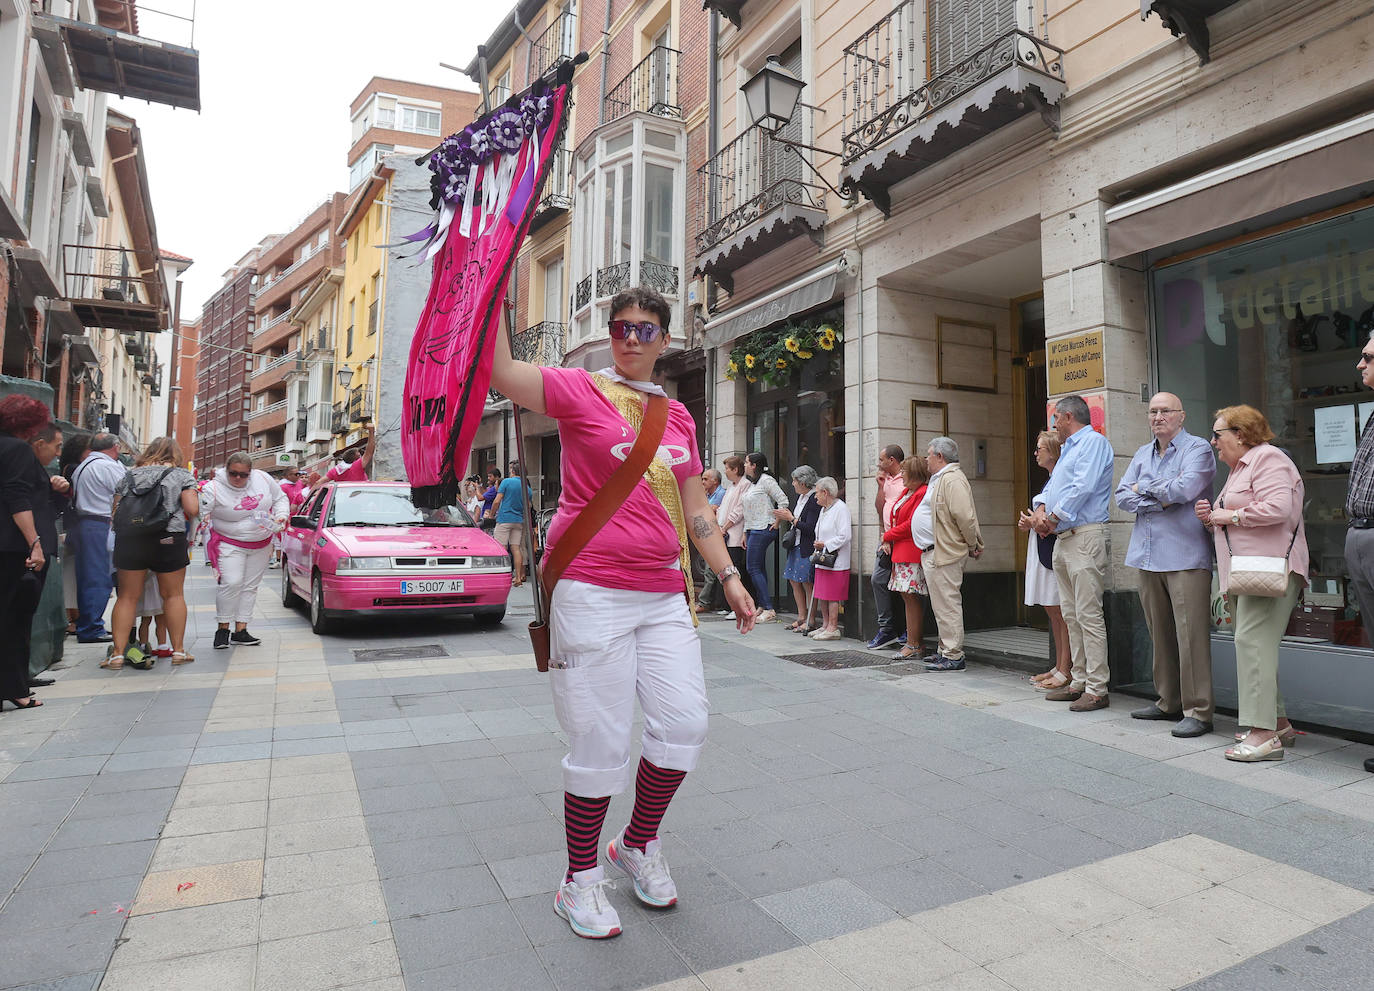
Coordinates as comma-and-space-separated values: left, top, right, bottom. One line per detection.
402, 83, 570, 507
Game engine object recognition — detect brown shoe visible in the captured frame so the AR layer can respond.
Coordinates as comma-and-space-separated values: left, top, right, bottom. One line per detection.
1044, 686, 1084, 702
1069, 693, 1109, 712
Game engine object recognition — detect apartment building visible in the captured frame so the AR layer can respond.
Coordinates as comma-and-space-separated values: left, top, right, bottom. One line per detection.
195, 252, 262, 472
247, 195, 347, 472
286, 265, 342, 468
0, 0, 196, 439
167, 316, 198, 467
692, 0, 1374, 729
348, 77, 482, 192
462, 0, 711, 502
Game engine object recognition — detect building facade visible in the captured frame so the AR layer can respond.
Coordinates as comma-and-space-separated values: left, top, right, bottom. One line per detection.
247, 195, 347, 472
168, 317, 198, 467
194, 256, 260, 471
348, 78, 482, 193
1, 0, 195, 442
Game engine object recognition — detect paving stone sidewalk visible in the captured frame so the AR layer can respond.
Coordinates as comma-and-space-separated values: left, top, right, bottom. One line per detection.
1, 558, 1372, 990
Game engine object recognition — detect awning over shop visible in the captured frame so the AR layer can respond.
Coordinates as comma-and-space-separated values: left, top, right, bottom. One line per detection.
1105, 110, 1374, 260
702, 259, 842, 350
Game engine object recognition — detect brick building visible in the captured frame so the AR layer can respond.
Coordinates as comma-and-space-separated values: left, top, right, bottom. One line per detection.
194, 255, 261, 472
247, 195, 347, 472
348, 78, 482, 191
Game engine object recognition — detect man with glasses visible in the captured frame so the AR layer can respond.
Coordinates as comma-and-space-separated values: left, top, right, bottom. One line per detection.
1115, 393, 1216, 736
1348, 339, 1374, 773
1032, 395, 1115, 711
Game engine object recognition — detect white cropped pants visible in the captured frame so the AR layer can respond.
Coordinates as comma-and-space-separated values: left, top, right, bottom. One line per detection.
548, 580, 708, 797
216, 543, 272, 624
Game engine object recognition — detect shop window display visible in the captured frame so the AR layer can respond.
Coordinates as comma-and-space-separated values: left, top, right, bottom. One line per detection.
1151, 204, 1374, 650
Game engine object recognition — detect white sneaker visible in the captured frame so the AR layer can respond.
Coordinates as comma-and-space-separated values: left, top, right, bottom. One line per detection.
607, 828, 678, 907
553, 867, 622, 939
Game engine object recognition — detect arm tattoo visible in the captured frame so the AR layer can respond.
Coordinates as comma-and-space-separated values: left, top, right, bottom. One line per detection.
691, 513, 714, 539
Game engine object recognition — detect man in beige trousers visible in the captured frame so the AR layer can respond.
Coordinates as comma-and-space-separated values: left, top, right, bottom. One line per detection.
910, 437, 983, 671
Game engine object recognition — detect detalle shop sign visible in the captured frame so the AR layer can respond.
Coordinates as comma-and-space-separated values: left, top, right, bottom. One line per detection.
1047, 330, 1104, 395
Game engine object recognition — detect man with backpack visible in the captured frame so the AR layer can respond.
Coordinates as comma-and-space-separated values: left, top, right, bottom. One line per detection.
68, 434, 127, 642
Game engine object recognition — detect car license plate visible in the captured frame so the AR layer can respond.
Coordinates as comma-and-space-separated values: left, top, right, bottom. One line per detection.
400, 579, 465, 595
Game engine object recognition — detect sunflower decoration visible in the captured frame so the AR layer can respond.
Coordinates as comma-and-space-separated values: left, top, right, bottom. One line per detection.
725, 315, 843, 388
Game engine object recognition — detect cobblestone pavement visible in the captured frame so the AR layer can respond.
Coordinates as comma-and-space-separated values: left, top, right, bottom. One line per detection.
2, 556, 1373, 990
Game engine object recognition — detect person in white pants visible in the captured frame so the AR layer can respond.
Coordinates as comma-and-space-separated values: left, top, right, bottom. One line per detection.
490, 285, 757, 941
200, 453, 287, 650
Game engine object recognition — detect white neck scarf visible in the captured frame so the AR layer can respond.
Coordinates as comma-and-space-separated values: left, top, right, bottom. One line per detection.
595, 366, 667, 398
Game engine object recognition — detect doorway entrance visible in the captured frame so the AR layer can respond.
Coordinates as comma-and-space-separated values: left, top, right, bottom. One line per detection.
1013, 294, 1047, 627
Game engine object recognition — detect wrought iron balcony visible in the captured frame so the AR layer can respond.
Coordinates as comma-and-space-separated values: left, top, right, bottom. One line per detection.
596, 261, 631, 299
330, 403, 348, 435
839, 5, 1065, 215
574, 275, 592, 311
532, 148, 573, 232
62, 244, 166, 332
605, 46, 681, 122
512, 322, 566, 368
696, 107, 827, 294
531, 10, 578, 80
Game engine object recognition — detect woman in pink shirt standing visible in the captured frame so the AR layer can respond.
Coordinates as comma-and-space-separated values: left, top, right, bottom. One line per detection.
1195, 405, 1307, 762
491, 286, 756, 941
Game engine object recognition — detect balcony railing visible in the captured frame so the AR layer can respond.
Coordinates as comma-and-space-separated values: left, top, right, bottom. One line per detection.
512, 322, 566, 368
531, 10, 577, 80
841, 16, 1065, 164
330, 402, 348, 435
264, 349, 301, 373
696, 106, 827, 265
596, 261, 631, 299
249, 399, 289, 421
534, 148, 573, 224
62, 244, 165, 333
605, 46, 681, 122
255, 310, 292, 338
574, 275, 592, 311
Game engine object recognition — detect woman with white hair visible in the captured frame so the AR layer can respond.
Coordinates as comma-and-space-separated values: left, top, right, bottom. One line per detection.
808, 476, 851, 640
773, 465, 821, 631
201, 452, 288, 650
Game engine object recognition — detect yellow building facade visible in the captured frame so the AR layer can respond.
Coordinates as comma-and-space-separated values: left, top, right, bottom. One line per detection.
335, 169, 391, 452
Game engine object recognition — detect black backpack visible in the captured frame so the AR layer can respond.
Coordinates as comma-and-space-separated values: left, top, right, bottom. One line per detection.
113, 467, 177, 535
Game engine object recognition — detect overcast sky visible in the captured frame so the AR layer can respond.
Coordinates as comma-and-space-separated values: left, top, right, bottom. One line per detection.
113, 1, 507, 320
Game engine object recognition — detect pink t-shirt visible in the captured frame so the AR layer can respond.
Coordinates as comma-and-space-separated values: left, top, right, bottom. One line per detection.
541, 367, 702, 593
280, 480, 308, 509
328, 459, 366, 483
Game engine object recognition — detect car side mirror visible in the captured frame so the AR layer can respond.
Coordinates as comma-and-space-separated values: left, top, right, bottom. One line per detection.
290, 515, 312, 529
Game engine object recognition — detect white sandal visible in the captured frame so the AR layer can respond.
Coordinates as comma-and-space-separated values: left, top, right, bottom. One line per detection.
1224, 735, 1285, 762
171, 651, 195, 665
99, 654, 124, 670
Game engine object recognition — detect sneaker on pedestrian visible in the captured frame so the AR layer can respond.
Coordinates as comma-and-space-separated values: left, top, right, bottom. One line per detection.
553, 867, 622, 939
924, 654, 966, 671
213, 628, 230, 650
866, 629, 900, 650
607, 828, 678, 908
230, 629, 262, 646
895, 633, 908, 647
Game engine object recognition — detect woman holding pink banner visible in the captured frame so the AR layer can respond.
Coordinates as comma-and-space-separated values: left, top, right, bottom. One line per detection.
200, 453, 288, 651
491, 286, 756, 941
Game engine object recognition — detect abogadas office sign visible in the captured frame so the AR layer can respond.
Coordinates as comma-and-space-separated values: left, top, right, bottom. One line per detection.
1047, 330, 1105, 395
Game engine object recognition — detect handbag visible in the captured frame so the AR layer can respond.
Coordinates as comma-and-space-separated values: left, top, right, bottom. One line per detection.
527, 394, 669, 672
1035, 532, 1056, 571
1222, 514, 1300, 598
781, 527, 798, 551
810, 547, 838, 568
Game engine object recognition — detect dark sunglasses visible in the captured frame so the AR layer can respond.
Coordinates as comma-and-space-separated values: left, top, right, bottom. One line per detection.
228, 470, 251, 479
608, 319, 664, 343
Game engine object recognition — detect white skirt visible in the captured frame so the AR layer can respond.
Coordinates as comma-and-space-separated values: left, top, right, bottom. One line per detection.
1024, 531, 1060, 607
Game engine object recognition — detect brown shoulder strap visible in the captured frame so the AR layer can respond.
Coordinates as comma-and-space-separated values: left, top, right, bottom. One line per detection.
540, 393, 669, 596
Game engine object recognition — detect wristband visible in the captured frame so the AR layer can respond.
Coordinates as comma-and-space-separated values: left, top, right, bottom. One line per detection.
716, 564, 741, 583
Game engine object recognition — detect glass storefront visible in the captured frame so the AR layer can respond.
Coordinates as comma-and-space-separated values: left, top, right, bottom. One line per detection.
1150, 203, 1374, 651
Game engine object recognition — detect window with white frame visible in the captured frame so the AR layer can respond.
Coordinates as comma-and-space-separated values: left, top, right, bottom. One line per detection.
570, 119, 684, 345
400, 106, 441, 136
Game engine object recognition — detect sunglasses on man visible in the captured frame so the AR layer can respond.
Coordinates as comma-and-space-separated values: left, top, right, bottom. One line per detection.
608, 319, 664, 343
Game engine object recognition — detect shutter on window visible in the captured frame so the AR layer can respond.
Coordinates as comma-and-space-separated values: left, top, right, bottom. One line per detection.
929, 0, 1014, 77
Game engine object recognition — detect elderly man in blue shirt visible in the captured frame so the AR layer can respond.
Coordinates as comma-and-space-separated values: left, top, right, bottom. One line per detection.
1115, 393, 1216, 737
1032, 395, 1115, 711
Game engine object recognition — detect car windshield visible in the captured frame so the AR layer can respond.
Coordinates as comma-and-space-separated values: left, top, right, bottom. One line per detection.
326, 487, 476, 528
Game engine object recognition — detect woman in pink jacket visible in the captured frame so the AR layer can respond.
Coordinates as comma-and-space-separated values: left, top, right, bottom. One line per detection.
1195, 405, 1307, 762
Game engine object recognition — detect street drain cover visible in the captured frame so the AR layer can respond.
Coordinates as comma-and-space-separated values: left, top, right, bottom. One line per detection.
777, 650, 901, 671
353, 644, 448, 662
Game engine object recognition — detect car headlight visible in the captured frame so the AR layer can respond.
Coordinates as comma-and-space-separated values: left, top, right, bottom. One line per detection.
469, 556, 509, 568
337, 556, 392, 571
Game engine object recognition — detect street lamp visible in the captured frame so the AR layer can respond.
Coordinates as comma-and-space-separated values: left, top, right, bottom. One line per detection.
336, 364, 353, 390
739, 55, 874, 212
742, 56, 806, 134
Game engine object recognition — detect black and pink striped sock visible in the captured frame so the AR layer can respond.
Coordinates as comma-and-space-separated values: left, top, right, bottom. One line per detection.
564, 792, 611, 881
623, 758, 687, 852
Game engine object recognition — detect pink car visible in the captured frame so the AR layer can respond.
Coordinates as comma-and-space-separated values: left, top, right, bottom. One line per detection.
280, 481, 513, 634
